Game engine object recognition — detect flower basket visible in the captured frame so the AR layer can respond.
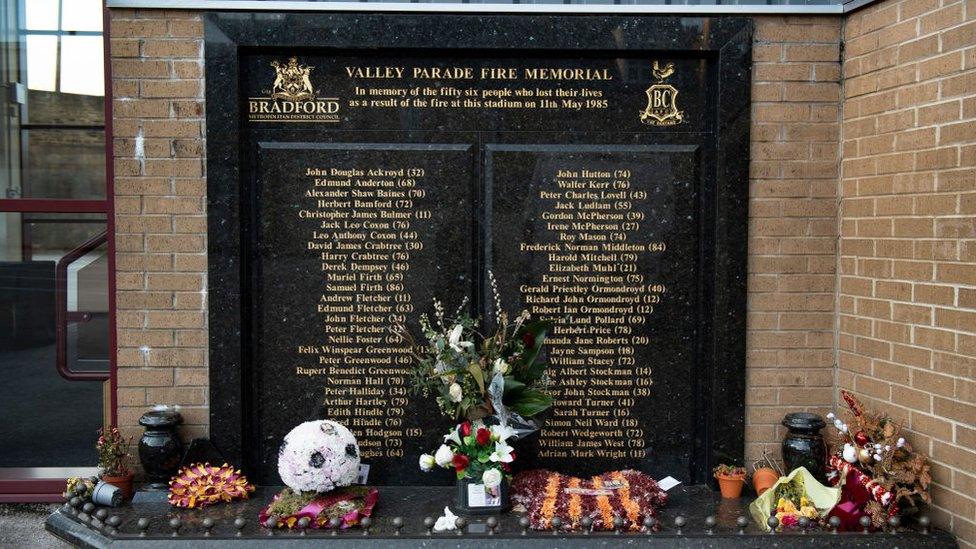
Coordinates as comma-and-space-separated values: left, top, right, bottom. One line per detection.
456, 476, 510, 515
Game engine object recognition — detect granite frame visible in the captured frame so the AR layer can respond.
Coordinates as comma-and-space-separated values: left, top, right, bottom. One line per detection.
205, 12, 751, 484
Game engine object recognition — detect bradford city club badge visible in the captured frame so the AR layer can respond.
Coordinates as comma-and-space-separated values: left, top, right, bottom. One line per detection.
639, 61, 684, 126
271, 57, 315, 101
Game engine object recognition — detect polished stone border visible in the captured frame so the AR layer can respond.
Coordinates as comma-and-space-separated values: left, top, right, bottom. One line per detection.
205, 13, 752, 483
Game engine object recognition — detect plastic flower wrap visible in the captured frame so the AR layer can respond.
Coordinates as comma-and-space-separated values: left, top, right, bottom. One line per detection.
167, 463, 254, 509
277, 420, 360, 493
749, 467, 840, 532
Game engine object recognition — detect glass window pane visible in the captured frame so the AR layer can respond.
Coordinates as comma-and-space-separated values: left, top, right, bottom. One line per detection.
24, 0, 60, 31
61, 0, 103, 32
59, 35, 104, 96
21, 128, 105, 199
0, 212, 106, 467
25, 34, 57, 92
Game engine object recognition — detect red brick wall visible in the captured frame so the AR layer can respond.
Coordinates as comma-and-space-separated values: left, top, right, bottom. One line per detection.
840, 0, 975, 546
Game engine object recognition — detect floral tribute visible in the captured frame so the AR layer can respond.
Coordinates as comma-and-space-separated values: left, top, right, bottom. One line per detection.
419, 420, 516, 488
825, 390, 931, 529
261, 419, 378, 530
392, 274, 554, 424
510, 470, 667, 532
96, 426, 132, 477
258, 486, 378, 529
167, 463, 255, 509
276, 420, 361, 494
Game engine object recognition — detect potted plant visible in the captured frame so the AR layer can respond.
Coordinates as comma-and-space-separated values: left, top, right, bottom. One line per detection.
752, 448, 783, 496
97, 426, 134, 501
419, 420, 515, 514
713, 464, 747, 499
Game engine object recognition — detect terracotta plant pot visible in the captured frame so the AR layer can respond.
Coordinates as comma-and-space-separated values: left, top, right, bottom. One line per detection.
101, 472, 135, 501
715, 473, 746, 499
752, 467, 780, 496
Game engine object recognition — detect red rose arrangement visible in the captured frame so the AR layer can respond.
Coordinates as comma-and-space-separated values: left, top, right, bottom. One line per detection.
419, 420, 516, 490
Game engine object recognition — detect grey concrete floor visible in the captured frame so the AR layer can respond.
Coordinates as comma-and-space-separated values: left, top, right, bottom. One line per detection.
0, 504, 71, 549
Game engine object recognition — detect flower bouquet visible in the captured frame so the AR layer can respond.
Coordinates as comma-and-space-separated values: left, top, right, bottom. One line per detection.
510, 469, 668, 532
392, 274, 554, 438
748, 466, 840, 532
419, 420, 516, 513
824, 390, 931, 530
168, 463, 255, 509
258, 486, 378, 529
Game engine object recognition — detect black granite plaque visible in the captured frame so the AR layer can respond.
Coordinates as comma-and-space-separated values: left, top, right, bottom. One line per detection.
206, 14, 751, 485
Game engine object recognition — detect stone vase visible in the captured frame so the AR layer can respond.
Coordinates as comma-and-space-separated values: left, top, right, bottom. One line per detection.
138, 409, 184, 489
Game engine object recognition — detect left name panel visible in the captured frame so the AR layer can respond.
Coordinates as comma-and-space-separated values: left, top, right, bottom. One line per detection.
252, 142, 474, 485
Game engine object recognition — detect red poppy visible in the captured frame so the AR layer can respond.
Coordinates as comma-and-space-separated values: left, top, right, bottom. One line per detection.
476, 428, 491, 446
452, 454, 469, 472
460, 421, 472, 437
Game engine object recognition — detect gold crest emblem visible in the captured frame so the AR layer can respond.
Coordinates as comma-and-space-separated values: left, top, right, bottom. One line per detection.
639, 61, 684, 126
270, 57, 315, 101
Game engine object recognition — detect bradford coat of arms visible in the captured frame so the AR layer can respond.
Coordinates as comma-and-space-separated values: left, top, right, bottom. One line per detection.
270, 57, 315, 101
639, 61, 684, 126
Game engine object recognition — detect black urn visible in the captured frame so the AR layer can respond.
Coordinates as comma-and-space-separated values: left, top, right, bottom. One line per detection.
138, 409, 184, 489
781, 412, 827, 482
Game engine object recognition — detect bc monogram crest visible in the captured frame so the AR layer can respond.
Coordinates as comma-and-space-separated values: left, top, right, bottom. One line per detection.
271, 57, 316, 101
639, 61, 684, 126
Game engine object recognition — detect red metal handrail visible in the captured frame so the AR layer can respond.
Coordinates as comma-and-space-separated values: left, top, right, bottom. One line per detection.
55, 230, 109, 381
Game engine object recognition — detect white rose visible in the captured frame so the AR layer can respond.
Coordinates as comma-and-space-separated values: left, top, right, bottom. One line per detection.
482, 468, 503, 489
434, 444, 454, 467
448, 383, 463, 403
493, 358, 509, 375
419, 453, 436, 472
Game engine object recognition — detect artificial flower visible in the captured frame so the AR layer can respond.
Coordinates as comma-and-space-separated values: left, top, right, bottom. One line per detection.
476, 427, 491, 445
434, 444, 454, 467
449, 383, 463, 403
493, 358, 509, 375
444, 428, 462, 445
419, 453, 435, 472
448, 324, 473, 353
482, 468, 503, 488
460, 421, 472, 437
842, 443, 857, 464
489, 441, 515, 463
452, 453, 470, 472
168, 463, 254, 509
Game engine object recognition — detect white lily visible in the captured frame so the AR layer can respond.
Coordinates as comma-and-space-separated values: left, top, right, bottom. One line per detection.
489, 441, 515, 463
443, 427, 462, 445
490, 423, 517, 443
448, 324, 473, 353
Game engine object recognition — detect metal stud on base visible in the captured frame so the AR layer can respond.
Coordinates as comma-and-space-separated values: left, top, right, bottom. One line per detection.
704, 515, 716, 535
486, 516, 498, 536
169, 517, 182, 537
264, 518, 276, 535
887, 516, 900, 534
829, 515, 841, 534
918, 516, 930, 535
519, 516, 530, 536
766, 516, 778, 533
798, 516, 810, 533
613, 515, 624, 535
202, 517, 214, 537
234, 517, 246, 537
581, 516, 593, 535
860, 515, 872, 534
297, 517, 310, 536
329, 517, 341, 536
737, 515, 749, 535
392, 516, 404, 536
455, 517, 466, 536
550, 516, 562, 535
137, 517, 149, 537
643, 516, 655, 534
674, 515, 686, 535
423, 517, 434, 536
361, 517, 371, 536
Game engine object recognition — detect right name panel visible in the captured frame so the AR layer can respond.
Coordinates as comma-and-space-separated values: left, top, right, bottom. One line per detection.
487, 144, 702, 480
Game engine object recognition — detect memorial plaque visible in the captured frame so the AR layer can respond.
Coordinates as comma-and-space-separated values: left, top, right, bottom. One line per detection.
206, 14, 751, 485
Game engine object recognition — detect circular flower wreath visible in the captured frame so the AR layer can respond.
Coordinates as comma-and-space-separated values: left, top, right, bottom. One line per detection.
168, 463, 255, 509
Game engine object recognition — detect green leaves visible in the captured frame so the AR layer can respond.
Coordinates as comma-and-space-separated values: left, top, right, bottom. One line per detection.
507, 388, 553, 418
516, 320, 553, 383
